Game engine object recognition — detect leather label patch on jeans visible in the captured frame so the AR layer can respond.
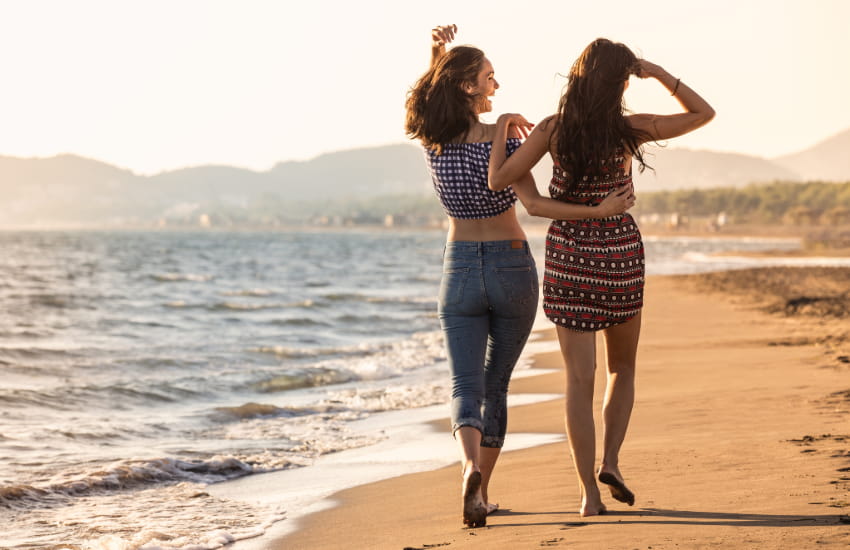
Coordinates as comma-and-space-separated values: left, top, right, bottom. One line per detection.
510, 240, 524, 249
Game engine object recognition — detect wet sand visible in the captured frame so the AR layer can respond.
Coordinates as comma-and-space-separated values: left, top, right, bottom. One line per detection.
273, 272, 850, 549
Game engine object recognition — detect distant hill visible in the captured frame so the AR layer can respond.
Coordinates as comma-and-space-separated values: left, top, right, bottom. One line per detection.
1, 129, 848, 228
0, 145, 432, 227
268, 144, 431, 200
773, 128, 850, 181
633, 147, 801, 191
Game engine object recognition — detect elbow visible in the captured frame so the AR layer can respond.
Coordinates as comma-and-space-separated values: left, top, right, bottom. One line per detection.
700, 106, 716, 125
522, 198, 544, 217
488, 176, 509, 192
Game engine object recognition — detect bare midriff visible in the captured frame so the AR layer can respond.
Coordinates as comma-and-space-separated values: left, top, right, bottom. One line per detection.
446, 207, 528, 242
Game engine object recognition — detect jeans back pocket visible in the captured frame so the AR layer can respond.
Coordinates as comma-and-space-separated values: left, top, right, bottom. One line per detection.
438, 267, 470, 307
493, 264, 538, 308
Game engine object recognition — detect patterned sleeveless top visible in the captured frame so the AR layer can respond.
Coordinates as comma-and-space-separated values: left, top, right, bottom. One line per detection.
423, 138, 521, 219
543, 147, 645, 332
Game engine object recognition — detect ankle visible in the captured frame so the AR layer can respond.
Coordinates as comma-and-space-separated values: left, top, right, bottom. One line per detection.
599, 461, 618, 472
462, 461, 479, 477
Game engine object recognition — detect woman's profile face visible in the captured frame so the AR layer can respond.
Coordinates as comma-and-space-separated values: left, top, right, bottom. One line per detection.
468, 57, 499, 114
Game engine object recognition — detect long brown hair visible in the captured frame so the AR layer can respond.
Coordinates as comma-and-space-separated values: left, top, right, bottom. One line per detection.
405, 46, 484, 153
553, 38, 651, 187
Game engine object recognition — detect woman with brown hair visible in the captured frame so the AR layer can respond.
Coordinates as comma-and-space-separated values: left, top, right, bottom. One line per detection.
405, 28, 635, 527
488, 38, 715, 517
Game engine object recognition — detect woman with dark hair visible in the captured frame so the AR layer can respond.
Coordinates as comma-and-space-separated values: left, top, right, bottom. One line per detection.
405, 28, 635, 528
488, 38, 714, 517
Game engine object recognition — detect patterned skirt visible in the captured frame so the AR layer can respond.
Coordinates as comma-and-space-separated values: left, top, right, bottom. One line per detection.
543, 214, 645, 332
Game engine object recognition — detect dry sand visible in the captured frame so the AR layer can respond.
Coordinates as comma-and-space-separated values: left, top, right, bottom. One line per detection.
274, 273, 850, 549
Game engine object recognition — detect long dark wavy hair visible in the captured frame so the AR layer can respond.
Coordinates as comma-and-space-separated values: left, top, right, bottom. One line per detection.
552, 38, 651, 188
405, 45, 484, 154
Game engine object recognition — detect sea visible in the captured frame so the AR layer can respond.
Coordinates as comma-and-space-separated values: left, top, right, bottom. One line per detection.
1, 228, 847, 549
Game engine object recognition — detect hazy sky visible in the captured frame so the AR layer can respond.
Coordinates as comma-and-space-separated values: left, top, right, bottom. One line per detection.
1, 0, 847, 174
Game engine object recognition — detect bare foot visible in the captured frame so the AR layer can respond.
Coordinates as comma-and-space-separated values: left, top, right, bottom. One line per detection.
579, 500, 607, 517
485, 502, 499, 515
598, 469, 635, 506
462, 470, 487, 528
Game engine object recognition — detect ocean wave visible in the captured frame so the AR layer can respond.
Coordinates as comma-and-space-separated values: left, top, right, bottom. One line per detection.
0, 328, 54, 338
3, 476, 286, 550
211, 402, 313, 421
248, 345, 326, 359
252, 367, 356, 393
320, 292, 368, 302
150, 273, 213, 282
324, 382, 449, 413
365, 296, 436, 305
0, 346, 78, 361
0, 456, 258, 508
211, 301, 282, 311
0, 381, 204, 411
165, 300, 315, 311
126, 319, 178, 329
249, 332, 445, 382
248, 344, 378, 360
320, 292, 434, 307
220, 288, 276, 297
310, 331, 445, 380
21, 292, 84, 309
335, 313, 387, 322
268, 317, 329, 327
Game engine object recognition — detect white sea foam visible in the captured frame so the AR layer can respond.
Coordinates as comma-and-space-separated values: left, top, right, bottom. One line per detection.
208, 392, 564, 549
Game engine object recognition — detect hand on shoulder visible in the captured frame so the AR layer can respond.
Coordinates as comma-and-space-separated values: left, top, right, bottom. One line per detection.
497, 113, 534, 139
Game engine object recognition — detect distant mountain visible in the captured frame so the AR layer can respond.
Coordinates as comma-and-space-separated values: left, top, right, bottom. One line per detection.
633, 147, 801, 191
0, 154, 141, 225
1, 129, 847, 228
0, 144, 432, 227
268, 144, 431, 200
773, 128, 850, 181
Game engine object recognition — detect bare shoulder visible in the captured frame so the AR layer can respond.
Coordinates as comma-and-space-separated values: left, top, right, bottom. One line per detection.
476, 122, 499, 142
538, 114, 558, 130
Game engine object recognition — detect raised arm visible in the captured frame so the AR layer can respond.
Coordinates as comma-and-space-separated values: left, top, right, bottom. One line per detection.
430, 24, 457, 68
628, 59, 715, 142
488, 114, 551, 191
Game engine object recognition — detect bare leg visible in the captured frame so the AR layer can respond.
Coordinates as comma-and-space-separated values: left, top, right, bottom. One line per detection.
556, 326, 606, 517
456, 426, 487, 526
598, 312, 642, 506
479, 446, 500, 514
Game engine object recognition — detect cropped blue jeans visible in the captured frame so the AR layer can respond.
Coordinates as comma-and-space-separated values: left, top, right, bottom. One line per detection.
438, 240, 539, 448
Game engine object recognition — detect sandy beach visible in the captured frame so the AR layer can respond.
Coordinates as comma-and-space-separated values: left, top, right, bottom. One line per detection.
273, 272, 850, 549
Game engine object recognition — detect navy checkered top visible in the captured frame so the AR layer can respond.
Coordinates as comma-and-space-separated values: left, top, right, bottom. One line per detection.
424, 138, 522, 219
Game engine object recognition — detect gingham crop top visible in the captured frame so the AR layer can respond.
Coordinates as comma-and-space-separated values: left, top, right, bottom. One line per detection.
424, 138, 522, 219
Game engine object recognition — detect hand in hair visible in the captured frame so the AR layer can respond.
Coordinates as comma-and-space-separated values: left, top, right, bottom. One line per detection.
430, 24, 457, 68
432, 24, 457, 47
632, 59, 663, 79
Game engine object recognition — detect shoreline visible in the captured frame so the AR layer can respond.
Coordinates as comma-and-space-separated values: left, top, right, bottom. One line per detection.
264, 272, 850, 549
204, 334, 565, 549
207, 398, 567, 549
